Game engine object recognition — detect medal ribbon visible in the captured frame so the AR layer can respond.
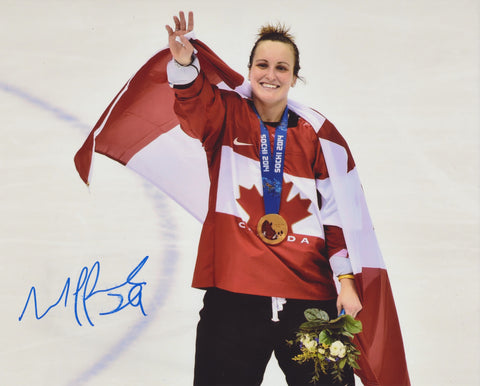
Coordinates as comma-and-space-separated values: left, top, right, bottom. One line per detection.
255, 107, 289, 215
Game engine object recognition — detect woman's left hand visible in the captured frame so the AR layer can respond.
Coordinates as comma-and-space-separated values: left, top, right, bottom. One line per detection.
337, 278, 362, 318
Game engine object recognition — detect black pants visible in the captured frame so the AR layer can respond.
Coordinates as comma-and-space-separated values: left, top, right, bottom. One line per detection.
194, 288, 355, 386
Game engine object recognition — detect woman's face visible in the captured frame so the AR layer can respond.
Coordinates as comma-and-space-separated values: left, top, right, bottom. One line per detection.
249, 40, 297, 113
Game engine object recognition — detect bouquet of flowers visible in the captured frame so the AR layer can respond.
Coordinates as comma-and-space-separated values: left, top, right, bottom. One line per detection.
287, 308, 362, 384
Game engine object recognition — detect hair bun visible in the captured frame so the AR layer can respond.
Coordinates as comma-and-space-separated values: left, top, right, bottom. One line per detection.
257, 23, 295, 42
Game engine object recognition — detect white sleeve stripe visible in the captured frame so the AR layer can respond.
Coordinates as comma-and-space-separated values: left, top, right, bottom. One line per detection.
330, 253, 353, 276
166, 57, 200, 86
316, 177, 343, 227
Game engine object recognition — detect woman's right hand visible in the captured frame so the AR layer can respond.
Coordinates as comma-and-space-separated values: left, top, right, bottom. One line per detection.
165, 11, 194, 66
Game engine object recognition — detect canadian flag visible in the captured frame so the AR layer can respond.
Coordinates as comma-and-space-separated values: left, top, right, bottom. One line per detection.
74, 36, 410, 386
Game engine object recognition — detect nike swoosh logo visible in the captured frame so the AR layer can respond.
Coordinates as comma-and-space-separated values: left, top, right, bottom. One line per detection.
233, 137, 253, 146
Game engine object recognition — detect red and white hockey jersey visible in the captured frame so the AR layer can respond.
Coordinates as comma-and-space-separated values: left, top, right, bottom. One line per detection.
170, 66, 353, 300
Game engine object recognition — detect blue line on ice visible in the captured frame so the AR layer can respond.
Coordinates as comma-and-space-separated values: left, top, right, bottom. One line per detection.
0, 82, 90, 130
0, 81, 178, 385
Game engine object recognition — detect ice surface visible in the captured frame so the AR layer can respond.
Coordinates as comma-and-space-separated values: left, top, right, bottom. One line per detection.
1, 1, 478, 385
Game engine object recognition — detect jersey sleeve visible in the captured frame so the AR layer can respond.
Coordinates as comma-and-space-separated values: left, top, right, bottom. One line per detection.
167, 56, 226, 151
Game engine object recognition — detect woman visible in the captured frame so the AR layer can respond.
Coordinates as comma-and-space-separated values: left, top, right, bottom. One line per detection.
166, 11, 362, 386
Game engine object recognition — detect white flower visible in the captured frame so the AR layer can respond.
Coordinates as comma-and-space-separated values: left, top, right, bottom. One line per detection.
329, 340, 347, 358
301, 335, 318, 351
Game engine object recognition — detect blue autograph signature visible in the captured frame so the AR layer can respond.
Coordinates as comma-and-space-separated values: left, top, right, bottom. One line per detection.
18, 256, 148, 326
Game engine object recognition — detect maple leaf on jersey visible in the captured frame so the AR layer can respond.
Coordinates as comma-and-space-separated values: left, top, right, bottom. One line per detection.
237, 181, 312, 233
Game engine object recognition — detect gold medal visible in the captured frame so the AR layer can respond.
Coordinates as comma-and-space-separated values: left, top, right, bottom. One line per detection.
257, 213, 288, 245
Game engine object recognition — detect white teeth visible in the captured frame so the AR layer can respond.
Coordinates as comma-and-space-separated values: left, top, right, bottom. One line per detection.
261, 83, 278, 89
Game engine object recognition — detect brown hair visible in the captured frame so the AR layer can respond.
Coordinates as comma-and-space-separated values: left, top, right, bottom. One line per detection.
248, 23, 301, 78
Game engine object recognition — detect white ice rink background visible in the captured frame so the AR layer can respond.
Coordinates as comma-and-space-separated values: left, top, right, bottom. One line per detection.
1, 1, 478, 385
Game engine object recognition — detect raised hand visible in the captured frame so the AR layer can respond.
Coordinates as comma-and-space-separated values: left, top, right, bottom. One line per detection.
165, 11, 194, 66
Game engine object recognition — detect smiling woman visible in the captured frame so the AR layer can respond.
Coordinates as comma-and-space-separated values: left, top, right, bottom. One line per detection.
165, 11, 365, 386
247, 29, 298, 122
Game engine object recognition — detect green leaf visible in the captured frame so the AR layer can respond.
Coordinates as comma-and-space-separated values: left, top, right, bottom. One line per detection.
326, 317, 347, 330
299, 320, 328, 332
304, 308, 329, 322
318, 330, 333, 345
343, 315, 362, 334
341, 331, 354, 339
350, 360, 361, 370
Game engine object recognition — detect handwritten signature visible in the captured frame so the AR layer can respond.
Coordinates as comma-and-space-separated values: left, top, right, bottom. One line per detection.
18, 256, 148, 326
